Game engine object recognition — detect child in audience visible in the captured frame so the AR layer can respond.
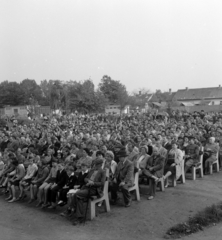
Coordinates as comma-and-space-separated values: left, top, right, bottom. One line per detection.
57, 165, 76, 206
6, 159, 25, 202
47, 162, 68, 209
37, 159, 58, 208
17, 158, 38, 200
28, 159, 49, 204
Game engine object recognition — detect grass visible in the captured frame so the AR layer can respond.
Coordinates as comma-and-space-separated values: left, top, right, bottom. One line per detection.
164, 202, 222, 239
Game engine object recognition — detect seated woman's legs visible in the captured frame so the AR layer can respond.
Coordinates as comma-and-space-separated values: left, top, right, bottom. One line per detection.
43, 183, 52, 205
5, 181, 12, 200
8, 181, 20, 202
29, 184, 38, 203
37, 182, 48, 204
18, 180, 27, 199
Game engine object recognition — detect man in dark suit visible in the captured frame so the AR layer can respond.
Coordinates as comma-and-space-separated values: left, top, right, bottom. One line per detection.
72, 158, 106, 225
60, 162, 90, 217
142, 147, 165, 200
47, 162, 68, 209
109, 148, 134, 207
57, 165, 77, 206
162, 136, 172, 152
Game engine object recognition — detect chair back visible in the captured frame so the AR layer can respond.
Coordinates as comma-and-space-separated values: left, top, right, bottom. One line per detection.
199, 146, 204, 165
216, 151, 219, 161
103, 168, 109, 195
134, 170, 139, 187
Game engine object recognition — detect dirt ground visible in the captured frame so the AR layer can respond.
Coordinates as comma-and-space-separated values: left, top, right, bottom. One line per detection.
0, 172, 222, 240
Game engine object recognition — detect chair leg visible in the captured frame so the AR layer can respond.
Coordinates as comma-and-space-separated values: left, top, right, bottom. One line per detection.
192, 167, 196, 180
172, 175, 176, 187
216, 162, 219, 172
209, 165, 213, 175
181, 173, 185, 184
135, 186, 140, 201
199, 167, 203, 178
159, 178, 164, 192
104, 197, 110, 212
90, 201, 96, 220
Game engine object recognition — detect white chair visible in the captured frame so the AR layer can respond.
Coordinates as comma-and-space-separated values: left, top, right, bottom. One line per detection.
129, 169, 140, 201
209, 151, 219, 175
89, 169, 110, 220
169, 151, 185, 187
171, 158, 185, 187
191, 146, 204, 180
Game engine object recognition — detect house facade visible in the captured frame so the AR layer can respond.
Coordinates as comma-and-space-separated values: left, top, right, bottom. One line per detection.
0, 105, 51, 118
4, 106, 28, 117
105, 104, 129, 114
173, 86, 222, 106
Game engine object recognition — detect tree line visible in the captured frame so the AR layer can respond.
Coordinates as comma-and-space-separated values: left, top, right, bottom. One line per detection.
0, 75, 132, 113
0, 75, 173, 113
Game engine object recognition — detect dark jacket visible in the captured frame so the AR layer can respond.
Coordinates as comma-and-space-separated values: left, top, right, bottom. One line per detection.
66, 174, 77, 189
76, 171, 88, 188
0, 140, 9, 152
114, 159, 134, 187
55, 169, 68, 187
145, 154, 165, 178
84, 169, 106, 198
163, 142, 172, 152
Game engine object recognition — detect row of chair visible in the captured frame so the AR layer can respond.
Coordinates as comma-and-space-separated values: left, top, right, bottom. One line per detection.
90, 148, 220, 219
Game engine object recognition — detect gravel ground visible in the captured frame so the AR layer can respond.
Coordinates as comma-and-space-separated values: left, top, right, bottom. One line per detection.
0, 172, 222, 240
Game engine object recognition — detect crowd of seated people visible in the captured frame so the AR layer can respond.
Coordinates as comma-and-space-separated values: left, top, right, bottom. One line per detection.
0, 110, 222, 224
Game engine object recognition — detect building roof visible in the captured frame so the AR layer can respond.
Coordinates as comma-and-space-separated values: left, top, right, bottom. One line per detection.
174, 87, 222, 101
180, 102, 194, 106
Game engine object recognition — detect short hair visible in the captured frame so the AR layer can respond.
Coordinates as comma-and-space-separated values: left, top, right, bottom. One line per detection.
83, 148, 91, 156
11, 159, 19, 166
96, 151, 104, 157
105, 151, 114, 160
8, 152, 16, 159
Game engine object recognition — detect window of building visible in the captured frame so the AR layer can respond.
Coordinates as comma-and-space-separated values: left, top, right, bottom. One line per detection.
220, 101, 222, 105
212, 101, 215, 105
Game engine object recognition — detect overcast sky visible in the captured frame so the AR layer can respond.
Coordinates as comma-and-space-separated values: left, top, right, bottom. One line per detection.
0, 0, 222, 93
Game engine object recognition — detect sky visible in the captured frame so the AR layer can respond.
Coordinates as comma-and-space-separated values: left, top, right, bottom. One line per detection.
0, 0, 222, 93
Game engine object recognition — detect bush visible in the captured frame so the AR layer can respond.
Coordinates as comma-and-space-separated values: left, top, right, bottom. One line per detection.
165, 202, 222, 239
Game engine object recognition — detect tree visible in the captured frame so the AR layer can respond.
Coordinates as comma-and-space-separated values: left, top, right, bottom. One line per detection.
0, 81, 25, 107
20, 79, 46, 105
67, 80, 96, 113
93, 90, 109, 113
99, 75, 129, 109
40, 79, 52, 105
40, 80, 67, 110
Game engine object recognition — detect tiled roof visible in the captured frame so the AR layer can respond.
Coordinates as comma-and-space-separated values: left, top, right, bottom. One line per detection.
174, 87, 222, 100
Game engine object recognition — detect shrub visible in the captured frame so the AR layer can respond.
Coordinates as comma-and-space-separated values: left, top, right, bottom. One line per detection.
165, 202, 222, 239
